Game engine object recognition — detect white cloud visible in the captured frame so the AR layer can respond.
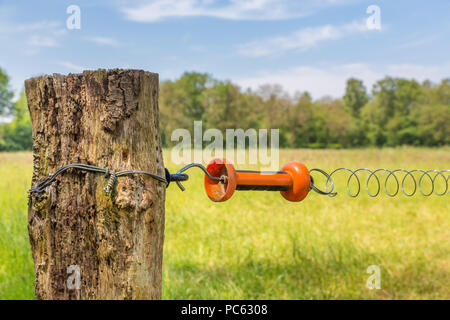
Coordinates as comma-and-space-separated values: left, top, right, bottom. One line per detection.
385, 64, 450, 81
56, 61, 86, 72
238, 20, 368, 57
122, 0, 357, 22
0, 18, 67, 53
28, 35, 59, 47
236, 63, 450, 99
16, 20, 62, 32
86, 36, 120, 46
397, 35, 440, 49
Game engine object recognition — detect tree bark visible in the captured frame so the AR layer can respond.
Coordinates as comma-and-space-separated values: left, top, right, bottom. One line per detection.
25, 69, 165, 300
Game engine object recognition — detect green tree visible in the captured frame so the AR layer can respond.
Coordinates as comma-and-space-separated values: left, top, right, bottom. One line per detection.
343, 78, 368, 118
159, 72, 212, 146
287, 92, 314, 147
160, 80, 191, 146
312, 98, 352, 148
0, 67, 14, 115
363, 77, 424, 146
176, 72, 212, 119
360, 99, 387, 146
413, 103, 450, 146
430, 78, 450, 105
256, 84, 292, 147
203, 81, 263, 131
411, 79, 450, 146
0, 90, 33, 151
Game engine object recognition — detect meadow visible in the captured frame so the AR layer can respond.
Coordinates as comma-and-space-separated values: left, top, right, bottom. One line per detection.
0, 148, 449, 299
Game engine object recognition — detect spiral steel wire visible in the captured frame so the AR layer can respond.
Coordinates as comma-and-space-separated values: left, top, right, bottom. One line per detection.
309, 168, 450, 197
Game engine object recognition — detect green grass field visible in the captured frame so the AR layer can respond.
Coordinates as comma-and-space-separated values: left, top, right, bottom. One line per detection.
0, 148, 449, 299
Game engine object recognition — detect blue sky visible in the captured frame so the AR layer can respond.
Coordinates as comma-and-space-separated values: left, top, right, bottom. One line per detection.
0, 0, 449, 99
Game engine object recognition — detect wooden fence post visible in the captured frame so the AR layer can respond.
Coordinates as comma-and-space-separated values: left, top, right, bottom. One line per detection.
25, 69, 165, 299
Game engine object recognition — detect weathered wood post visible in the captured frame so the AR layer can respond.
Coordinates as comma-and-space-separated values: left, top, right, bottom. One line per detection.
25, 69, 166, 299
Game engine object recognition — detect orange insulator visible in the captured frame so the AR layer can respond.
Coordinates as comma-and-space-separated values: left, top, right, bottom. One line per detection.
204, 158, 237, 202
280, 161, 311, 202
204, 159, 311, 202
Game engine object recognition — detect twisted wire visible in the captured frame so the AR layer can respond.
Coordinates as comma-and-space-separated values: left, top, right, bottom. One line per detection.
29, 163, 167, 194
103, 170, 117, 196
309, 168, 450, 197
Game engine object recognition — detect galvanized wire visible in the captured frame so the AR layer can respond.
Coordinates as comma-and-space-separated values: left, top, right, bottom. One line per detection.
29, 163, 167, 195
28, 162, 220, 195
309, 168, 450, 197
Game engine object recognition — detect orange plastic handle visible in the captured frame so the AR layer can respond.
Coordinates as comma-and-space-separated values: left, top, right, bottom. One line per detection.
204, 159, 311, 202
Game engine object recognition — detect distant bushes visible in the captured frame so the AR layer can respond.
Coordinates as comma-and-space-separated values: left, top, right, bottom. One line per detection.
0, 91, 33, 151
160, 72, 450, 148
0, 67, 448, 151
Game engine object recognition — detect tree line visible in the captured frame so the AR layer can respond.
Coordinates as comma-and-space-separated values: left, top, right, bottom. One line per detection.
160, 72, 449, 148
0, 67, 449, 151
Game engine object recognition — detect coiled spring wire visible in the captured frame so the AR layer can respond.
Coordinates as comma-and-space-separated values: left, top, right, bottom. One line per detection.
309, 168, 450, 197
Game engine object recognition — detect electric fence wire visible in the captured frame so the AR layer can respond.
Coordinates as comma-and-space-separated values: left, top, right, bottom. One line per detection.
28, 163, 222, 195
29, 163, 449, 198
309, 168, 450, 197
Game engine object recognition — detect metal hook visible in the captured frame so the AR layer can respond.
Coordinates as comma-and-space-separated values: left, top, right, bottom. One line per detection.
173, 163, 225, 191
